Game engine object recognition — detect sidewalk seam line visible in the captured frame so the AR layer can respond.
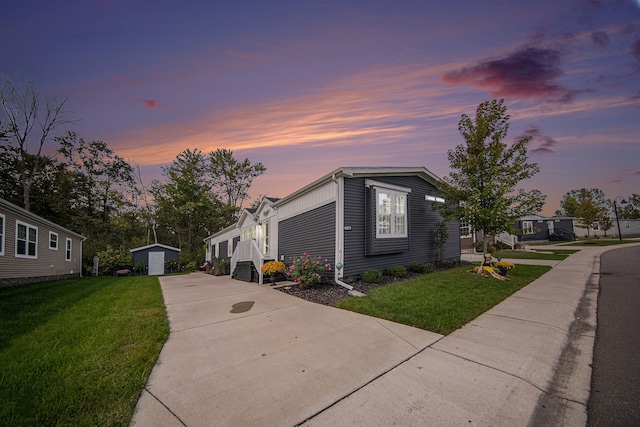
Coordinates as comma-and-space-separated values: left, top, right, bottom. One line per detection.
142, 387, 188, 427
295, 335, 446, 426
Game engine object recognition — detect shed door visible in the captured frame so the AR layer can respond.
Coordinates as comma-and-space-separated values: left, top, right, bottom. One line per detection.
148, 251, 165, 275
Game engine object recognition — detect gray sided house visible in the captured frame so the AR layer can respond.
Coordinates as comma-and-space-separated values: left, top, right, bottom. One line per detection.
462, 215, 575, 251
513, 215, 575, 243
205, 167, 460, 285
130, 243, 181, 275
0, 197, 85, 287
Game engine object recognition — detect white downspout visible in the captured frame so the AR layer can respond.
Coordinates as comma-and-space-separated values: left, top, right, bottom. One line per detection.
333, 174, 353, 291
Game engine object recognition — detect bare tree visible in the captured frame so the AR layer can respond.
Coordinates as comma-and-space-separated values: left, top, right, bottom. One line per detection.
0, 76, 73, 210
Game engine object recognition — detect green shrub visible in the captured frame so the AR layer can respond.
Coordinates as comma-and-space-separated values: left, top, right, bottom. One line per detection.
362, 269, 383, 283
94, 246, 131, 276
409, 263, 427, 273
216, 258, 229, 274
409, 263, 437, 274
387, 265, 407, 278
133, 262, 147, 275
184, 261, 197, 272
165, 259, 178, 273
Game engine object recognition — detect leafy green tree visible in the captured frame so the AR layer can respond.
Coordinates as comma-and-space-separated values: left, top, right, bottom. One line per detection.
557, 188, 606, 217
151, 149, 236, 262
619, 194, 640, 219
0, 76, 73, 211
438, 99, 546, 254
557, 188, 608, 237
208, 148, 266, 213
0, 146, 76, 226
56, 131, 136, 222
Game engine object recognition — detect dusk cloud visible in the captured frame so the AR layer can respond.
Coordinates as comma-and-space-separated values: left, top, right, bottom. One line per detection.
519, 126, 558, 154
442, 46, 580, 103
141, 99, 158, 109
632, 39, 640, 63
591, 31, 610, 47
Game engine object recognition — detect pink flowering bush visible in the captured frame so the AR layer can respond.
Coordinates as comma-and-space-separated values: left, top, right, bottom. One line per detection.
287, 252, 331, 289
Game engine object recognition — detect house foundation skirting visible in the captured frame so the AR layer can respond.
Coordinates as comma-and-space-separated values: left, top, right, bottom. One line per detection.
0, 273, 82, 288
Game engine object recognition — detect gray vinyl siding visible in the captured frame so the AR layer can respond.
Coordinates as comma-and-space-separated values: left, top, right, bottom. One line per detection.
278, 202, 335, 281
342, 176, 459, 281
0, 200, 84, 287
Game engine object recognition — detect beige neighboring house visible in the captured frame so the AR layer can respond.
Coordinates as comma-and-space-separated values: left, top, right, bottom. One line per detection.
0, 198, 85, 288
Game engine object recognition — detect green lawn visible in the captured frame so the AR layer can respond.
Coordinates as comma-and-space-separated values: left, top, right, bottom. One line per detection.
566, 239, 639, 246
336, 264, 551, 335
0, 276, 169, 426
493, 249, 578, 260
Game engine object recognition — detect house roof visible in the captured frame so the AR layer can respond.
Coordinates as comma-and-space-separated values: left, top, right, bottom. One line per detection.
0, 197, 85, 240
273, 166, 442, 207
203, 223, 239, 242
130, 243, 181, 253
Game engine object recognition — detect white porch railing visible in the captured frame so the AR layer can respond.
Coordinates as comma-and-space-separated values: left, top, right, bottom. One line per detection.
495, 232, 517, 249
231, 239, 265, 284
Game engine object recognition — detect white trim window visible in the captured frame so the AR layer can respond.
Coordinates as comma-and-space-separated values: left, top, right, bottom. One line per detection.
0, 213, 5, 256
376, 189, 408, 238
241, 226, 256, 241
522, 220, 534, 235
227, 237, 233, 257
459, 218, 472, 238
625, 221, 630, 230
49, 231, 59, 250
66, 238, 72, 261
16, 221, 38, 258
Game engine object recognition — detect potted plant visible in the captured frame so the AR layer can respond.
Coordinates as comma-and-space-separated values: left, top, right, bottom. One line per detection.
496, 261, 515, 276
261, 261, 286, 283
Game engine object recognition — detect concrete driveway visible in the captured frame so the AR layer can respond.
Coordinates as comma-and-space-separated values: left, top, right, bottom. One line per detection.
132, 245, 637, 426
130, 273, 443, 426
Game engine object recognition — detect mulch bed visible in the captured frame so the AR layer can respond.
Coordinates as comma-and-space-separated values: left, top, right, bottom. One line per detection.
274, 272, 425, 306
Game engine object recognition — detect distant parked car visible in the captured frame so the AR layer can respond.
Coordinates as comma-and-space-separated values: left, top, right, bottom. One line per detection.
115, 269, 131, 277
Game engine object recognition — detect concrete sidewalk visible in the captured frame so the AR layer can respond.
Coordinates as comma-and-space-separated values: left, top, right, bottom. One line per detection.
131, 244, 640, 426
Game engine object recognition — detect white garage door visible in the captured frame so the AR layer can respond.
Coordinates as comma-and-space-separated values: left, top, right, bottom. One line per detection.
148, 251, 165, 275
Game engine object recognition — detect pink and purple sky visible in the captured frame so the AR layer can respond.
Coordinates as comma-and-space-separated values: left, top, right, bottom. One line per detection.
2, 0, 639, 215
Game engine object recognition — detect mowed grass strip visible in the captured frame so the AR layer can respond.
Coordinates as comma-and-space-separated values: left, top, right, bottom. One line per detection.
493, 249, 578, 260
0, 276, 169, 427
567, 238, 639, 246
335, 264, 551, 335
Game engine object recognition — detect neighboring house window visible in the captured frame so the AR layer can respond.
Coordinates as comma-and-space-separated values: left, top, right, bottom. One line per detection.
16, 221, 38, 258
49, 231, 58, 250
227, 237, 233, 257
625, 221, 630, 230
592, 222, 600, 231
66, 238, 72, 261
522, 221, 534, 235
377, 189, 407, 238
460, 218, 472, 238
0, 213, 4, 256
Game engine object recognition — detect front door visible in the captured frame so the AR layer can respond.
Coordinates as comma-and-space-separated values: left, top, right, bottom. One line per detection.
547, 220, 555, 237
148, 251, 165, 275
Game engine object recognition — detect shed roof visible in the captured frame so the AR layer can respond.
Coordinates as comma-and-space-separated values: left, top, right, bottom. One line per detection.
130, 243, 181, 253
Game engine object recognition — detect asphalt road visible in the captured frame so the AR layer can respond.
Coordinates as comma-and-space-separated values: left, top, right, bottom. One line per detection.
587, 245, 640, 426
